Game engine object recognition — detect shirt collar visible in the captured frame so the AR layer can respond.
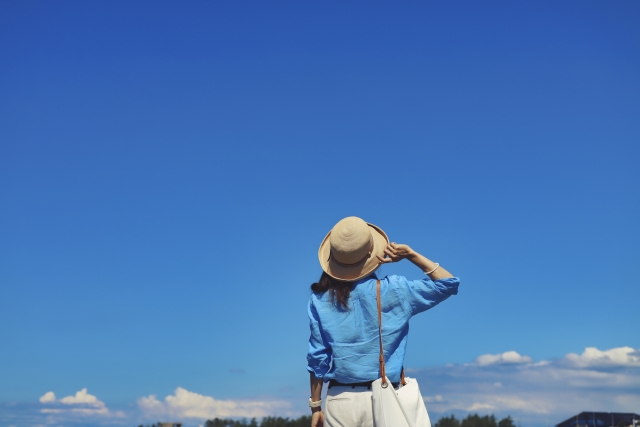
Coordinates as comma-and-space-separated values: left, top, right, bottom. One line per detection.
354, 271, 378, 285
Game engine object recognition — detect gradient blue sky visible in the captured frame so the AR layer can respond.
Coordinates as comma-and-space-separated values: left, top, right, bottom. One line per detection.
1, 1, 639, 426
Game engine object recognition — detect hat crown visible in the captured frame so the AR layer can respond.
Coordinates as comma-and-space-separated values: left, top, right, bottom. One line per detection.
329, 217, 373, 264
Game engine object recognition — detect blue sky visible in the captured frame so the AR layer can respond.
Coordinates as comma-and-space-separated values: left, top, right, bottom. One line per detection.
1, 1, 639, 426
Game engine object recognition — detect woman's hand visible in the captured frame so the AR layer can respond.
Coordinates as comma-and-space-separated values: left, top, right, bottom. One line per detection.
377, 243, 414, 264
311, 409, 324, 427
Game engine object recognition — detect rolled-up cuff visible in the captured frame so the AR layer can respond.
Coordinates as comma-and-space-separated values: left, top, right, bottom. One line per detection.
433, 277, 460, 295
306, 365, 328, 379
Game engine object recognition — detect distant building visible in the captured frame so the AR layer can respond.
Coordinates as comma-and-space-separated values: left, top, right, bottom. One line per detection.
159, 423, 182, 427
557, 413, 640, 427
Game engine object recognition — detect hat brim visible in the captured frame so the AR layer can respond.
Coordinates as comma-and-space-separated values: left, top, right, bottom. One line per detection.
318, 222, 389, 282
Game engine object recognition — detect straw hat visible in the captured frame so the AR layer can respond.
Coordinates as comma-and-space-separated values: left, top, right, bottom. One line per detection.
318, 216, 389, 282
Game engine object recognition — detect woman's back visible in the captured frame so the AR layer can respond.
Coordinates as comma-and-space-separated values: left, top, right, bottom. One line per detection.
307, 274, 459, 384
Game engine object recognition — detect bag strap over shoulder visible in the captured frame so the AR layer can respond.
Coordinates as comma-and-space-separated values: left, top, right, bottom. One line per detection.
376, 280, 387, 386
376, 280, 406, 387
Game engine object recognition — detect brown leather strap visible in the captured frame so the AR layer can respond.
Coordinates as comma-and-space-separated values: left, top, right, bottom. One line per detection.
376, 280, 407, 387
376, 280, 386, 386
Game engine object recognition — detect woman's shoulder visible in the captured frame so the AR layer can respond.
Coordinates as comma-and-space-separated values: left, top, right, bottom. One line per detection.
309, 290, 328, 303
309, 288, 336, 305
350, 275, 406, 296
380, 274, 409, 287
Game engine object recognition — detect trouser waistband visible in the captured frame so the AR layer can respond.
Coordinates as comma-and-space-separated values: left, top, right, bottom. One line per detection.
328, 379, 400, 389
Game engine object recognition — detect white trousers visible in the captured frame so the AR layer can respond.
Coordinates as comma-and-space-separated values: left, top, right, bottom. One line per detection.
325, 385, 373, 427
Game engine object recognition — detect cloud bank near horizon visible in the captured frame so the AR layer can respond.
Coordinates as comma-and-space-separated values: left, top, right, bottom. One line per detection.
29, 387, 291, 426
411, 346, 640, 425
137, 387, 292, 420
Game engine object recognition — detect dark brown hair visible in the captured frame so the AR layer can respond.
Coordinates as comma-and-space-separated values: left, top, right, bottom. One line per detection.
311, 272, 354, 310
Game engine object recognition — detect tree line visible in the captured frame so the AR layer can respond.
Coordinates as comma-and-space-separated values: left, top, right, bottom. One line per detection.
137, 413, 516, 427
135, 417, 312, 427
204, 416, 312, 427
436, 414, 517, 427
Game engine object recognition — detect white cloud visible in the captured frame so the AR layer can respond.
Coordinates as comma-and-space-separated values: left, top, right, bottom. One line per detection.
563, 346, 640, 368
38, 388, 124, 418
59, 388, 106, 409
474, 351, 533, 366
38, 392, 56, 403
468, 403, 496, 411
138, 387, 291, 420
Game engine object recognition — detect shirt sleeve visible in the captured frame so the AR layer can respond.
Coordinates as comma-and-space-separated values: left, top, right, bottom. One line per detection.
306, 298, 332, 378
394, 275, 460, 316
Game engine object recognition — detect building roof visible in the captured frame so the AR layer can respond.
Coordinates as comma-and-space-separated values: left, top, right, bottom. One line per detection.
557, 412, 640, 427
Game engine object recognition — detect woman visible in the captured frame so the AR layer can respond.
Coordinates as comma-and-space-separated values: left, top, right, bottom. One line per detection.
307, 216, 460, 427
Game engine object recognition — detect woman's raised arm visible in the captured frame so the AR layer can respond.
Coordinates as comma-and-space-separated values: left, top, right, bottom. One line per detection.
377, 243, 454, 280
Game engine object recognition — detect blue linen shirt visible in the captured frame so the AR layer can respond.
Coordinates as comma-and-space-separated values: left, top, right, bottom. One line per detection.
306, 274, 460, 383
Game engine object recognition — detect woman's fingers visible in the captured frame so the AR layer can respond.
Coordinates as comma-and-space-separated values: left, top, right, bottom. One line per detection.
379, 250, 398, 263
376, 254, 393, 263
379, 242, 406, 263
384, 247, 397, 258
311, 411, 324, 427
